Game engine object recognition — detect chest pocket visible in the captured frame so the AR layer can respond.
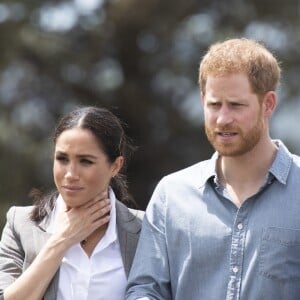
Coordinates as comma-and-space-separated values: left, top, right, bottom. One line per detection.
259, 227, 300, 281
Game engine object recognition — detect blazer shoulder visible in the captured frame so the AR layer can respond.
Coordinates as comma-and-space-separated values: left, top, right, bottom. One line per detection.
6, 206, 34, 226
4, 206, 39, 241
116, 200, 144, 234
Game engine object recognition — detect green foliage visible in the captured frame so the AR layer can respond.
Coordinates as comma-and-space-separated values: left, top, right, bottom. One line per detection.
0, 0, 299, 229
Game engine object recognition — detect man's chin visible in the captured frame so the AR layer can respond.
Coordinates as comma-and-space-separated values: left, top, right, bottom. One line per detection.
214, 144, 245, 157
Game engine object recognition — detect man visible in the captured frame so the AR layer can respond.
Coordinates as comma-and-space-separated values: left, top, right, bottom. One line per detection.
126, 38, 300, 300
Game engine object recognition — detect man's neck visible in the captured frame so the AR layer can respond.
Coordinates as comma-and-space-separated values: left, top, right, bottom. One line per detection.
217, 139, 278, 207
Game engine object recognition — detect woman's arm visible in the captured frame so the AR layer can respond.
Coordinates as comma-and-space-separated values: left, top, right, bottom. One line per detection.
2, 193, 110, 300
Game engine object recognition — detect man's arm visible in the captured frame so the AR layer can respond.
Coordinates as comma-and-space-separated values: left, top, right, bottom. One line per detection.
126, 180, 172, 300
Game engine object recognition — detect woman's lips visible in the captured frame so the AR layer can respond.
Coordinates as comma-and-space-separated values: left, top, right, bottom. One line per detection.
62, 186, 83, 192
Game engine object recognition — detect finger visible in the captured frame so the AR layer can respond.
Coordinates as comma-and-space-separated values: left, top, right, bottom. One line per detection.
83, 192, 109, 209
85, 200, 110, 215
90, 204, 111, 221
90, 215, 110, 231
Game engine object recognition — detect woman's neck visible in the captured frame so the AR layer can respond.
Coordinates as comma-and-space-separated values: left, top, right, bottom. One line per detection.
80, 224, 108, 257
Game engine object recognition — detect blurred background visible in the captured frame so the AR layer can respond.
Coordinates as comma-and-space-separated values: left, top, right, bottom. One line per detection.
0, 0, 300, 229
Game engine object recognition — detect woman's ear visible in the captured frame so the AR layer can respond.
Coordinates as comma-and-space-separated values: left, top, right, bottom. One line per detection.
111, 156, 124, 177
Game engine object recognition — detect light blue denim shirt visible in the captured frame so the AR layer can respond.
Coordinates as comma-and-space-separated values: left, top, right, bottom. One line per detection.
126, 140, 300, 300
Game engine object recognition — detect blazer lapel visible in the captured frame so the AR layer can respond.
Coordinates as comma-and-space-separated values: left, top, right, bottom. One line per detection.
116, 201, 143, 277
33, 200, 142, 299
43, 274, 59, 300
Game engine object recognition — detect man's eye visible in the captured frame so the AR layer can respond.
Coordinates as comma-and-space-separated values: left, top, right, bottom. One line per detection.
231, 103, 243, 107
209, 102, 220, 107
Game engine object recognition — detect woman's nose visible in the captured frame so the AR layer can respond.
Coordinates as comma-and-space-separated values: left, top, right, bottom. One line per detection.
65, 164, 79, 179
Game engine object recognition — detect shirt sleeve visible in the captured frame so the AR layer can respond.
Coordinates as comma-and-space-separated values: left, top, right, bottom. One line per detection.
0, 207, 24, 292
126, 179, 172, 300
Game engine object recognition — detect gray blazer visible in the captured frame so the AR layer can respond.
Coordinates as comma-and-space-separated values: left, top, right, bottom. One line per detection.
0, 200, 144, 299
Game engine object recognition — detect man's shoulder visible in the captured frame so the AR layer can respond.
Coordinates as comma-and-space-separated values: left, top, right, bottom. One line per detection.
276, 141, 300, 174
291, 153, 300, 165
289, 153, 300, 176
161, 158, 214, 187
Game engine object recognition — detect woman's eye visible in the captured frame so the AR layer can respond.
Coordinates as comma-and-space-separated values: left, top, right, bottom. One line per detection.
55, 156, 68, 163
81, 159, 93, 165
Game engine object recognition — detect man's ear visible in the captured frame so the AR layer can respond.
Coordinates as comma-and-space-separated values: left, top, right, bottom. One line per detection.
201, 92, 205, 105
262, 91, 277, 117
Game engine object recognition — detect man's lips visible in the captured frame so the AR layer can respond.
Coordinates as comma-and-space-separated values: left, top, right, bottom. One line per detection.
217, 132, 237, 137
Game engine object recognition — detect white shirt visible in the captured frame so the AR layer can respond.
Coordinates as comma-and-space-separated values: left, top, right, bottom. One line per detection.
47, 189, 127, 300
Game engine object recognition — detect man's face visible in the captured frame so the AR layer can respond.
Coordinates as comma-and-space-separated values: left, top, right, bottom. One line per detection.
203, 73, 265, 157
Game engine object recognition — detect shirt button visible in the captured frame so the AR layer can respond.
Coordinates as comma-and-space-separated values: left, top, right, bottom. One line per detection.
232, 266, 239, 273
237, 223, 243, 230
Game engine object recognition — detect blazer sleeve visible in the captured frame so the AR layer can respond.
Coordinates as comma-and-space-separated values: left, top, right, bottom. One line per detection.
0, 207, 25, 295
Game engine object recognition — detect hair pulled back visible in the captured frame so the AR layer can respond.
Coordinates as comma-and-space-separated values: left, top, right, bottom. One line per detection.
31, 106, 135, 222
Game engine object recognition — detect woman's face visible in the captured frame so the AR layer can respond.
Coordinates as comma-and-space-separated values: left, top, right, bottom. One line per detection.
53, 127, 123, 208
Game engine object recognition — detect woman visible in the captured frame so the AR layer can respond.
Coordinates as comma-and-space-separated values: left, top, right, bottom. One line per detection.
0, 106, 144, 300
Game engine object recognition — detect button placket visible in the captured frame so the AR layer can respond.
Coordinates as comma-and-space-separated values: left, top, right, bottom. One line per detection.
226, 205, 249, 300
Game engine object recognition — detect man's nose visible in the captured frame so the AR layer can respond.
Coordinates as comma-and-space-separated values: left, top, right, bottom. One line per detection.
216, 105, 233, 126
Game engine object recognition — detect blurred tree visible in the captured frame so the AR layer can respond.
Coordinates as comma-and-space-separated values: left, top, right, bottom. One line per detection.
0, 0, 300, 229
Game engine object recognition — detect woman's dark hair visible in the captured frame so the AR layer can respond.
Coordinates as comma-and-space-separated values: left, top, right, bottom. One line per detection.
31, 106, 135, 222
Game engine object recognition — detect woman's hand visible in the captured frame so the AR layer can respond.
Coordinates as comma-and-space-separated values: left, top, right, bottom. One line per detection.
54, 191, 111, 248
2, 192, 111, 300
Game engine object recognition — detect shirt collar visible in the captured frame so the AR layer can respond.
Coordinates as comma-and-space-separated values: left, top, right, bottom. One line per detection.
97, 187, 117, 250
199, 139, 293, 188
197, 152, 219, 188
269, 140, 293, 185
